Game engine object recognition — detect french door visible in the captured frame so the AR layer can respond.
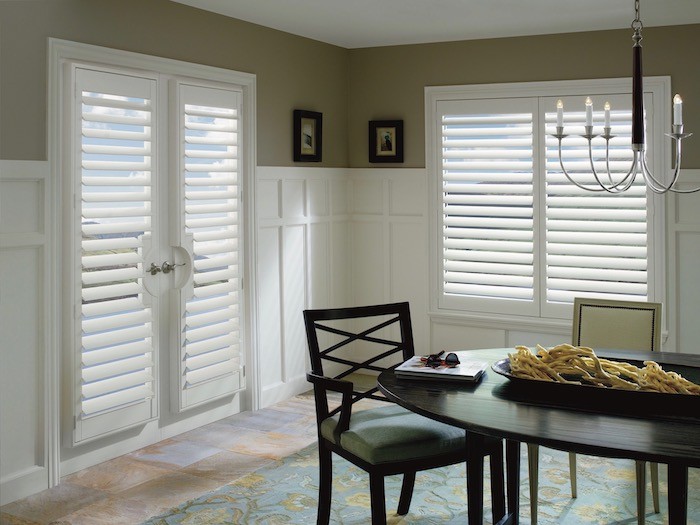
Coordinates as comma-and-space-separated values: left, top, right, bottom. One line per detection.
68, 63, 246, 444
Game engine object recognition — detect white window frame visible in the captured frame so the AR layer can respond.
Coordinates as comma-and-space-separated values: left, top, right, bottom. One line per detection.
49, 38, 259, 447
426, 77, 668, 324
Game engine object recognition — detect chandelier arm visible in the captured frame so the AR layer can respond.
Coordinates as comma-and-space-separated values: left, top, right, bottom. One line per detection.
556, 138, 608, 192
600, 136, 638, 192
605, 138, 615, 185
641, 142, 700, 194
638, 157, 666, 194
586, 138, 636, 193
640, 145, 681, 192
618, 149, 641, 192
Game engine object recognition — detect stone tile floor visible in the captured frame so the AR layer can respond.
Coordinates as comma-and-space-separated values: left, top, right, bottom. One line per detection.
0, 391, 328, 525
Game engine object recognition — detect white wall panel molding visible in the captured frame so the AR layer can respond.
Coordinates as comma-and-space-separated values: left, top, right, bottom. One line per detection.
348, 168, 429, 348
428, 310, 571, 333
0, 160, 56, 504
255, 167, 349, 407
429, 313, 570, 356
667, 169, 700, 354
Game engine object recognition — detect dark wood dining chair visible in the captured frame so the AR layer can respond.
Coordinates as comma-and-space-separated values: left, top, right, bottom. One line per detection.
527, 297, 662, 525
303, 301, 505, 525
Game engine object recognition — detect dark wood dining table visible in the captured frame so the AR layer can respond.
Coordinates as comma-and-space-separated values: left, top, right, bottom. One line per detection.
377, 347, 700, 525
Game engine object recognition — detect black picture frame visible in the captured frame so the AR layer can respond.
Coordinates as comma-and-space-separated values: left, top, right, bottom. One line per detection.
293, 110, 322, 162
369, 120, 403, 163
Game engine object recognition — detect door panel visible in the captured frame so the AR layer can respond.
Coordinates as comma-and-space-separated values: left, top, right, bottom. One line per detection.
174, 82, 244, 411
74, 67, 158, 444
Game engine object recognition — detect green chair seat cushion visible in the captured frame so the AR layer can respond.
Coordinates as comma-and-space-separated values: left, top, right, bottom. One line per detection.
320, 404, 465, 465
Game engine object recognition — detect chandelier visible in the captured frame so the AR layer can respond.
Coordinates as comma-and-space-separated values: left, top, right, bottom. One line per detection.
552, 0, 696, 194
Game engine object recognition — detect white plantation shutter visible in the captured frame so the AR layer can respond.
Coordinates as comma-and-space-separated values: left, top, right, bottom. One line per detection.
74, 67, 157, 442
438, 98, 537, 315
176, 83, 244, 410
544, 94, 649, 306
432, 86, 657, 319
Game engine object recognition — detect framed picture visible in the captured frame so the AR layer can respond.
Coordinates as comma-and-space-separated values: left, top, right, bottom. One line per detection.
293, 110, 322, 162
369, 120, 403, 163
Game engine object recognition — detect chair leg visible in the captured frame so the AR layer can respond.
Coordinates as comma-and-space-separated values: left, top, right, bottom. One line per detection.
635, 460, 647, 525
568, 452, 577, 498
369, 473, 387, 525
317, 446, 332, 525
650, 462, 660, 513
397, 471, 416, 515
527, 443, 539, 525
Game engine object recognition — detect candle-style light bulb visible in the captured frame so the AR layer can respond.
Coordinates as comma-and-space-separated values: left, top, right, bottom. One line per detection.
585, 97, 593, 127
557, 99, 564, 127
604, 101, 611, 128
674, 94, 683, 126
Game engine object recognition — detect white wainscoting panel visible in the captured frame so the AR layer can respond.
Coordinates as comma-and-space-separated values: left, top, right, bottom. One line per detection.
309, 222, 329, 304
0, 161, 53, 504
429, 317, 570, 355
668, 169, 700, 354
506, 331, 570, 349
431, 319, 507, 352
283, 225, 308, 384
257, 226, 284, 390
256, 167, 349, 407
389, 221, 429, 350
351, 220, 385, 304
349, 169, 430, 350
675, 232, 700, 353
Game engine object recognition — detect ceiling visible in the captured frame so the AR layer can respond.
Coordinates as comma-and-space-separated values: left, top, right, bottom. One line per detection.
170, 0, 700, 49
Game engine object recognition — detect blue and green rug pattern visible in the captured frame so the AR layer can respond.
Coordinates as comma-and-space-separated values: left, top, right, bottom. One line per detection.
143, 444, 699, 524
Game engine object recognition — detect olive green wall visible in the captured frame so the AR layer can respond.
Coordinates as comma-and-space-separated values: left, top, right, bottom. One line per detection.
348, 24, 700, 168
0, 0, 349, 166
2, 2, 698, 169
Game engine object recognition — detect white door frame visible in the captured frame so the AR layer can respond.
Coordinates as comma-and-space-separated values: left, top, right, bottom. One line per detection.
47, 37, 260, 486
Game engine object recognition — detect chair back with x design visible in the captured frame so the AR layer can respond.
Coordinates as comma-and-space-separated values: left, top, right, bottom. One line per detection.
304, 301, 414, 414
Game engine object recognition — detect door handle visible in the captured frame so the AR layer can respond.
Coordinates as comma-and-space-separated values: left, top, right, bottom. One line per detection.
161, 261, 187, 274
148, 261, 187, 276
148, 262, 162, 276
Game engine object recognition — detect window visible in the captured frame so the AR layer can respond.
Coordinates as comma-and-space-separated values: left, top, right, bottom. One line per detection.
427, 79, 667, 320
56, 40, 255, 445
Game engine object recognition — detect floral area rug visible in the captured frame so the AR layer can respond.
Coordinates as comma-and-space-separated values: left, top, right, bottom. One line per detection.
143, 444, 700, 524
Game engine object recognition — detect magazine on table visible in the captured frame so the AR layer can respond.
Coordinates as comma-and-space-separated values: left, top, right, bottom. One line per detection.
395, 351, 489, 382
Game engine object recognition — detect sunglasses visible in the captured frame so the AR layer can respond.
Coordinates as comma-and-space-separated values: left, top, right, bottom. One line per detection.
422, 351, 461, 368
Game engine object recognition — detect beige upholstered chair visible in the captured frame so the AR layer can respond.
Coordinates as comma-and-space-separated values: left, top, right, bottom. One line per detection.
528, 297, 662, 525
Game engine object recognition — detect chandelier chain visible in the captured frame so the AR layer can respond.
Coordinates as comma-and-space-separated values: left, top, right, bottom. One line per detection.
632, 0, 643, 30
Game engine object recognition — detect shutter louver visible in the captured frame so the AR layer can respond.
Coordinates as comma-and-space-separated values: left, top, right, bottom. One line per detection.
439, 100, 535, 314
544, 97, 648, 304
75, 68, 157, 441
177, 84, 243, 410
